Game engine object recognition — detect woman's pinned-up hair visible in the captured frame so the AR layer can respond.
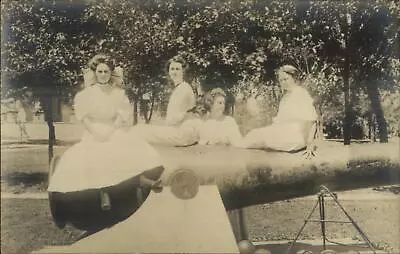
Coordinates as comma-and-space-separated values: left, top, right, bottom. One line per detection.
165, 55, 189, 80
278, 65, 302, 81
88, 54, 115, 71
165, 55, 189, 71
203, 87, 227, 112
82, 54, 124, 88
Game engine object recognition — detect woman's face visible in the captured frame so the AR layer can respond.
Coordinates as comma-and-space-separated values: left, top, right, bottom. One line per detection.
211, 95, 226, 118
168, 61, 184, 85
95, 63, 112, 84
278, 71, 296, 91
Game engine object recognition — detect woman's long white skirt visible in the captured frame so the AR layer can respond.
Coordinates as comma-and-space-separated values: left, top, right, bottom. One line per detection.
132, 119, 201, 147
243, 122, 307, 152
48, 128, 162, 193
47, 127, 164, 230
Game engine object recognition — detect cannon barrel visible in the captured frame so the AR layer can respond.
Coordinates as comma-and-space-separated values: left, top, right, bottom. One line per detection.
156, 142, 400, 210
12, 140, 397, 232
3, 141, 397, 212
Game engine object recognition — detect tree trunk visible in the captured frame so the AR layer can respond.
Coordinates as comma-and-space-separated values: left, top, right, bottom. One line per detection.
133, 99, 138, 125
142, 98, 153, 124
317, 116, 324, 140
366, 81, 388, 143
343, 49, 352, 145
147, 94, 155, 124
41, 96, 56, 163
47, 120, 55, 163
368, 112, 377, 143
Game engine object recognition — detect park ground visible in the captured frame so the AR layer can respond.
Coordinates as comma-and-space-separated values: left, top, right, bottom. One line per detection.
1, 122, 399, 254
2, 187, 399, 254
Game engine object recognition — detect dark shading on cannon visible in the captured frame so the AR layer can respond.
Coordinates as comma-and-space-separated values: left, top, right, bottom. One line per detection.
48, 156, 164, 231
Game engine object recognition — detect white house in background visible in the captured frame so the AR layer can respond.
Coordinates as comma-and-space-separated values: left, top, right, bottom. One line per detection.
1, 88, 79, 124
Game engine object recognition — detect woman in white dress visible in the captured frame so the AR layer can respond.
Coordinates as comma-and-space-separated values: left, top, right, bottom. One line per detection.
240, 65, 317, 155
133, 55, 201, 146
165, 55, 196, 126
198, 88, 243, 146
48, 54, 163, 231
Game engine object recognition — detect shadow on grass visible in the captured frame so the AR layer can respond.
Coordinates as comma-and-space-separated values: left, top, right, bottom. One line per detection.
257, 242, 376, 254
1, 199, 83, 254
373, 185, 400, 194
2, 172, 48, 187
1, 139, 78, 146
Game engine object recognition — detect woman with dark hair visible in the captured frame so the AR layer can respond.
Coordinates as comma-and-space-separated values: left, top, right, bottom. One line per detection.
240, 65, 317, 154
132, 55, 200, 147
198, 88, 242, 146
165, 55, 196, 126
48, 54, 163, 231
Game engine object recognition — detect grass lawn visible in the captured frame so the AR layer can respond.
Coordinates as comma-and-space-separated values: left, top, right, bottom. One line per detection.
1, 199, 83, 254
246, 194, 400, 253
1, 190, 399, 254
1, 138, 399, 253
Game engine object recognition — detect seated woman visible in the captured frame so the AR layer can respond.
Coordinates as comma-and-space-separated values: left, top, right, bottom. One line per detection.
240, 65, 317, 154
132, 55, 200, 147
47, 54, 164, 231
165, 55, 196, 126
198, 88, 243, 146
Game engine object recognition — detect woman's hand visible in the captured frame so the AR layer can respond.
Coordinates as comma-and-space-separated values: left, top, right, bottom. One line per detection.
303, 143, 316, 159
93, 128, 115, 142
302, 120, 318, 159
93, 133, 110, 142
83, 118, 107, 142
198, 139, 209, 145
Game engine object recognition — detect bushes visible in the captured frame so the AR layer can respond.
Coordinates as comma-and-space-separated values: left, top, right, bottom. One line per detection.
381, 90, 400, 137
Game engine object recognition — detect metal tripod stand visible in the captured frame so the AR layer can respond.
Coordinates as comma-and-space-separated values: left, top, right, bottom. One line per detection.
286, 185, 377, 254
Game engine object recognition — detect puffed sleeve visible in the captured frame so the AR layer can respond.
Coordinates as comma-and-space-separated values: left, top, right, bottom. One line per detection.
74, 89, 89, 122
115, 89, 133, 123
184, 85, 196, 112
274, 87, 317, 123
296, 89, 317, 121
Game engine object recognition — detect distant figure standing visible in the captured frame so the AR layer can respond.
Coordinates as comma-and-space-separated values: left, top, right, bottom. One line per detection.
1, 98, 16, 122
15, 99, 29, 141
33, 100, 43, 120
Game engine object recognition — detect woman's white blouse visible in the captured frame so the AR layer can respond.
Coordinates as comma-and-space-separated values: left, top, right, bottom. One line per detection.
166, 82, 195, 126
198, 116, 242, 146
48, 85, 162, 193
273, 86, 317, 124
74, 85, 132, 123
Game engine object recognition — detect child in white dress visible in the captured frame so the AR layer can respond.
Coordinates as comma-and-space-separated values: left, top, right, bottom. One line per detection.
198, 88, 243, 146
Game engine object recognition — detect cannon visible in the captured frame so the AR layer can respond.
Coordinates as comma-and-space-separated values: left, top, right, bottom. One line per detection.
47, 141, 399, 232
48, 156, 164, 231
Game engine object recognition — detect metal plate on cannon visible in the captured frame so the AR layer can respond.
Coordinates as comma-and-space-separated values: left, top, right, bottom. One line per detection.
169, 168, 200, 200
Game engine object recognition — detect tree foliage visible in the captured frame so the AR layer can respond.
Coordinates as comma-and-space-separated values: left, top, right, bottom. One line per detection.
1, 0, 399, 138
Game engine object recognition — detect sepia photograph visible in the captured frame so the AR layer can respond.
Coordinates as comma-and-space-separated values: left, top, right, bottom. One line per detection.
1, 0, 399, 253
